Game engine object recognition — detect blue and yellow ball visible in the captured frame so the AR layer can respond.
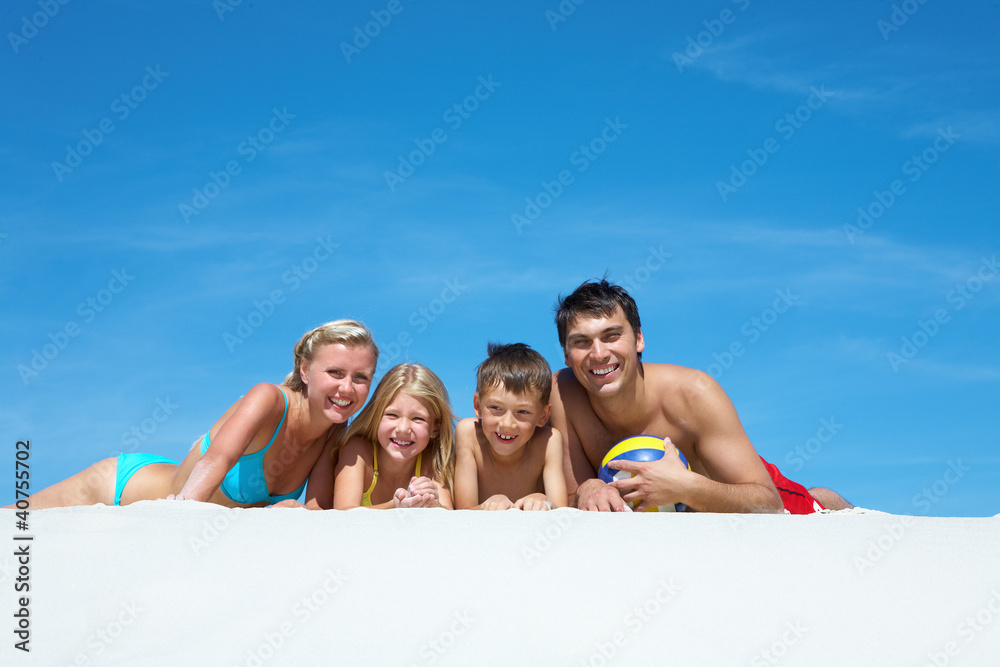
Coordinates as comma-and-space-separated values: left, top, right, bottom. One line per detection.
598, 435, 690, 512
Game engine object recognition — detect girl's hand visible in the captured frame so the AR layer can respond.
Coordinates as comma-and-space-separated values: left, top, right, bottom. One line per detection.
407, 476, 440, 503
393, 487, 437, 508
481, 494, 514, 511
514, 493, 553, 511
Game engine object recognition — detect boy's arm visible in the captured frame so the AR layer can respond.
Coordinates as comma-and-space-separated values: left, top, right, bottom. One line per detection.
512, 427, 568, 511
541, 426, 568, 508
454, 419, 481, 509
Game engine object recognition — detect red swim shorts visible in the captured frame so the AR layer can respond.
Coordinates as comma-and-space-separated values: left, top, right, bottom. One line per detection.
759, 457, 824, 514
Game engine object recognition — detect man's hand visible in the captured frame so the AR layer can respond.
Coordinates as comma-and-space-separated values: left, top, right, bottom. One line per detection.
513, 493, 553, 511
480, 494, 515, 511
608, 439, 692, 511
576, 478, 629, 512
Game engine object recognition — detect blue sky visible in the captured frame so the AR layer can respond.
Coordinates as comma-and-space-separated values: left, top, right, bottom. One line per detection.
2, 1, 997, 515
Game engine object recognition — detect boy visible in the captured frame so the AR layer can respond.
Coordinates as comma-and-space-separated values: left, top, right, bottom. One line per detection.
455, 343, 567, 510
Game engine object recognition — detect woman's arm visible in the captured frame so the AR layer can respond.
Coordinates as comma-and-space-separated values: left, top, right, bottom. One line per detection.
175, 383, 285, 502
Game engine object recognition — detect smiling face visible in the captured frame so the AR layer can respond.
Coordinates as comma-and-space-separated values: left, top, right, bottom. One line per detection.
376, 390, 439, 463
299, 343, 377, 423
474, 383, 551, 457
563, 305, 644, 397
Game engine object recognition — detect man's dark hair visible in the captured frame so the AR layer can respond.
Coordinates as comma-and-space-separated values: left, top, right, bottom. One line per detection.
555, 278, 641, 352
476, 342, 552, 403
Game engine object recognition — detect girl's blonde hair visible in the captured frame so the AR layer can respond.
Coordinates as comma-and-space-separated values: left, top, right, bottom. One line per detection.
284, 319, 379, 394
340, 363, 456, 493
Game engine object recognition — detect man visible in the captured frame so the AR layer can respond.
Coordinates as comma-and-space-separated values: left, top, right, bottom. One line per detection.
548, 279, 851, 513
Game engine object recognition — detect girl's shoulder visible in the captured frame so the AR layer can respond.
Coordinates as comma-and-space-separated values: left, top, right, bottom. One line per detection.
339, 434, 374, 465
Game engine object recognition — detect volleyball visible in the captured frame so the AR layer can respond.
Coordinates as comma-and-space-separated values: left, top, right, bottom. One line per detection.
598, 435, 690, 512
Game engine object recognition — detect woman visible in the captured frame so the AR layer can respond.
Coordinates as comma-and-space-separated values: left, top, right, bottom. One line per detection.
21, 319, 378, 509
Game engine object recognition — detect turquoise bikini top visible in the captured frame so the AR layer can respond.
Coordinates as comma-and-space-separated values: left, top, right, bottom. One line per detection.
199, 388, 305, 505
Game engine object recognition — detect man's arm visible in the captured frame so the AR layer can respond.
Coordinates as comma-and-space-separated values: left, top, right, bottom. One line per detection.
611, 371, 782, 513
549, 370, 627, 512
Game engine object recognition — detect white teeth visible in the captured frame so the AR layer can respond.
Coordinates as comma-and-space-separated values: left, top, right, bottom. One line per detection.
330, 398, 351, 407
497, 433, 515, 441
591, 365, 617, 376
391, 438, 413, 446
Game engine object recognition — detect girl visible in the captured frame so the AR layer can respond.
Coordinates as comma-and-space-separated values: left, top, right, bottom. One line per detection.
20, 320, 378, 509
334, 363, 455, 509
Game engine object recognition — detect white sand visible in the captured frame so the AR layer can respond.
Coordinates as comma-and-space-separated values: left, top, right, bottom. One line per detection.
2, 504, 999, 666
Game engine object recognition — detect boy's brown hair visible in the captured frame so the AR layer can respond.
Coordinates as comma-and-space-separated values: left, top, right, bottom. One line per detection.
475, 343, 552, 404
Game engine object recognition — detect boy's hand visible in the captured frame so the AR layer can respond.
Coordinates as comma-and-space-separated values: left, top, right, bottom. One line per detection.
480, 494, 514, 511
514, 493, 553, 511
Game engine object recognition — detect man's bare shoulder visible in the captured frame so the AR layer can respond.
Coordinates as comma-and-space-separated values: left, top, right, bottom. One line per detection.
551, 367, 589, 406
644, 362, 733, 422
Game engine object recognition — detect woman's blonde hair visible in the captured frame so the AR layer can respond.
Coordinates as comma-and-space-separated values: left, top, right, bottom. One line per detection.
340, 363, 456, 493
284, 319, 379, 394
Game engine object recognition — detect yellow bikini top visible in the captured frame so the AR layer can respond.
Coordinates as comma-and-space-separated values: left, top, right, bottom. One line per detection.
361, 441, 424, 507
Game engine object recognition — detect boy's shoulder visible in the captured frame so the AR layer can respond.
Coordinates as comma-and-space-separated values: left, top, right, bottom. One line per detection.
455, 417, 484, 446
